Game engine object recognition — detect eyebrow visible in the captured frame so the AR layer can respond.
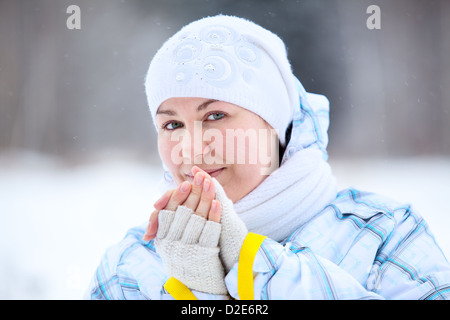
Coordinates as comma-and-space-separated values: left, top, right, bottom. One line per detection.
156, 99, 218, 116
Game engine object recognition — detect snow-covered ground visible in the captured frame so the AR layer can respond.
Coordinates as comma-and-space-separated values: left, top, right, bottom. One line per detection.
0, 152, 449, 299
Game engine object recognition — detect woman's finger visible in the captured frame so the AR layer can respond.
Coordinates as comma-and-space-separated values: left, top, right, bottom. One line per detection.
153, 189, 174, 211
181, 172, 204, 211
191, 166, 211, 179
165, 180, 192, 211
143, 189, 174, 241
208, 199, 222, 223
194, 178, 215, 219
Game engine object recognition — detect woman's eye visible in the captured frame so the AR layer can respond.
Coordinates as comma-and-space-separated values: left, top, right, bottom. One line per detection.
164, 121, 183, 130
206, 112, 225, 121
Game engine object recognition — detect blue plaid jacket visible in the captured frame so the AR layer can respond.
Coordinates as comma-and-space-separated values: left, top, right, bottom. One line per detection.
85, 188, 450, 300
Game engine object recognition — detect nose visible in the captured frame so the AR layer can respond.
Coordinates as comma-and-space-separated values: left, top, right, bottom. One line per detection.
178, 122, 208, 165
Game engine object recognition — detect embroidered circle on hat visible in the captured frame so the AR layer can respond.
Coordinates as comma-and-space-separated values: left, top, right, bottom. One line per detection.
200, 25, 237, 45
235, 41, 260, 66
173, 39, 202, 63
201, 52, 235, 87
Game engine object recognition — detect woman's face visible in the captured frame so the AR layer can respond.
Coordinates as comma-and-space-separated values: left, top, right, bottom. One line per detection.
156, 97, 279, 203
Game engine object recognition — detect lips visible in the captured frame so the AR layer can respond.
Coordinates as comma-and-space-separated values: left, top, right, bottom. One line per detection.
185, 167, 225, 180
205, 168, 224, 178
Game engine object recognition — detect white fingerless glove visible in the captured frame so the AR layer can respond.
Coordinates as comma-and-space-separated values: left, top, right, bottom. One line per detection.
155, 205, 228, 295
212, 179, 249, 273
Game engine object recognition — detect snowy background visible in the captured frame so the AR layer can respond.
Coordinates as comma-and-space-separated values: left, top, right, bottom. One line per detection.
1, 151, 449, 299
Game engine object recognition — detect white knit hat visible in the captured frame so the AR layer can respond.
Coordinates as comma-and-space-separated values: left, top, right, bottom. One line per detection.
145, 15, 297, 146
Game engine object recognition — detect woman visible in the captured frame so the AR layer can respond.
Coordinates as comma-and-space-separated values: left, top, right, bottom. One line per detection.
86, 15, 450, 300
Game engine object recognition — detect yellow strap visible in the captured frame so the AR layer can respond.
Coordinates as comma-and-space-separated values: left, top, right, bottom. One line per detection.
164, 277, 198, 300
237, 233, 267, 300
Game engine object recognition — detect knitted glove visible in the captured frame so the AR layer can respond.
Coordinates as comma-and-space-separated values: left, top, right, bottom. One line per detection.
155, 205, 228, 295
212, 178, 249, 273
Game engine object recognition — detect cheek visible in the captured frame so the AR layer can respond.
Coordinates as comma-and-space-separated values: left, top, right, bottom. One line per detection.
158, 136, 180, 174
223, 163, 266, 202
220, 127, 273, 166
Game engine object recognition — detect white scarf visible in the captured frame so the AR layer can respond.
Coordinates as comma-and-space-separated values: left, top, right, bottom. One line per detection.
233, 148, 337, 242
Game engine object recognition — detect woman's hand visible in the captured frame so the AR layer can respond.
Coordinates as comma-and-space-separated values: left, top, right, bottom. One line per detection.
143, 168, 220, 241
149, 168, 227, 295
144, 166, 248, 274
